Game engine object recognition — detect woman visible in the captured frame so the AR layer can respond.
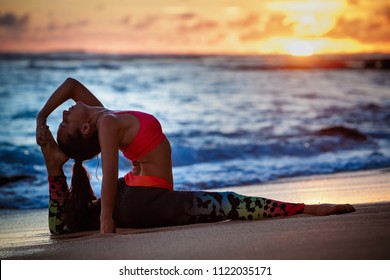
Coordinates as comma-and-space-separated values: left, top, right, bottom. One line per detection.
36, 78, 355, 234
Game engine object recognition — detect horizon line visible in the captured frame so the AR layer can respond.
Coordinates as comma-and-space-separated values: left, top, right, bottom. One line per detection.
1, 50, 390, 57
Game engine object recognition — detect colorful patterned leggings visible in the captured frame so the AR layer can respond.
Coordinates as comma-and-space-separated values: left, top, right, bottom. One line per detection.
48, 176, 305, 234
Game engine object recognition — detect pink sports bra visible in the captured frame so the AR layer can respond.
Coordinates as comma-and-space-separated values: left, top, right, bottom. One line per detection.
115, 111, 172, 190
114, 111, 167, 161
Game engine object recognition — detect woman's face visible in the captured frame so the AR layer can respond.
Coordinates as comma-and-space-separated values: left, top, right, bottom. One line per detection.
57, 102, 88, 143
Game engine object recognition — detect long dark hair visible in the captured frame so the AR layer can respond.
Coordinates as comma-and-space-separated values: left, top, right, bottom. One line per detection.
58, 129, 101, 231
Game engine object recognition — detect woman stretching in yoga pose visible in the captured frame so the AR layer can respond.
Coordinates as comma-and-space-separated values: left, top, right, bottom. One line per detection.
36, 78, 355, 234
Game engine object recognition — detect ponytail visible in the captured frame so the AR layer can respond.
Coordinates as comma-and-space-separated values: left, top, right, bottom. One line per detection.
57, 127, 101, 231
64, 161, 99, 231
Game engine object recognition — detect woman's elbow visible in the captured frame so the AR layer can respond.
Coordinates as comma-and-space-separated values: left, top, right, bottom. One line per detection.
65, 77, 79, 86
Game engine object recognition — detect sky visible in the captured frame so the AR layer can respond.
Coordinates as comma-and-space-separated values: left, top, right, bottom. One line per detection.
1, 0, 390, 55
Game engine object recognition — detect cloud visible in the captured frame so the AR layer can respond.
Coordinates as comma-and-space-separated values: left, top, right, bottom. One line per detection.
172, 11, 219, 32
121, 11, 218, 34
65, 19, 89, 29
0, 12, 29, 30
348, 0, 360, 6
238, 13, 294, 41
383, 5, 390, 22
47, 19, 89, 31
120, 15, 132, 25
177, 18, 218, 32
325, 5, 390, 43
176, 12, 197, 21
131, 15, 161, 30
228, 13, 259, 28
122, 12, 222, 48
122, 11, 291, 46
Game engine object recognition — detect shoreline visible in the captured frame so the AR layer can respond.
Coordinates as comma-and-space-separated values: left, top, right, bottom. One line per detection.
1, 168, 389, 260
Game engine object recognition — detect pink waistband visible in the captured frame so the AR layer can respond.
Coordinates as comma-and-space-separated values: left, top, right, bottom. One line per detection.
124, 172, 173, 191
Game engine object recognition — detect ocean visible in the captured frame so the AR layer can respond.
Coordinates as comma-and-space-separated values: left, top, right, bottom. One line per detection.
0, 53, 389, 209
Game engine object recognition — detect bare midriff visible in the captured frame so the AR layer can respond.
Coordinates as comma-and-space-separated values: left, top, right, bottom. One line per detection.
135, 138, 173, 186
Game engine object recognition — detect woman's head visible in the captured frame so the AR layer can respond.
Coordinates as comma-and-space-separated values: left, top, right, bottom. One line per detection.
57, 102, 100, 161
57, 128, 100, 162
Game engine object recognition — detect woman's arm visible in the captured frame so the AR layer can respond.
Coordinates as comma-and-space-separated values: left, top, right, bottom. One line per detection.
98, 115, 121, 233
37, 77, 104, 125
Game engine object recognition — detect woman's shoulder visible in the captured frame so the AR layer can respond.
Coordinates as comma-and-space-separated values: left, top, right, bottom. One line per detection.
97, 111, 138, 132
97, 113, 120, 130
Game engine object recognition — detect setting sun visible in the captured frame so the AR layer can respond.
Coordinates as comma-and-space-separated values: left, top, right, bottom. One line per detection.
288, 41, 314, 56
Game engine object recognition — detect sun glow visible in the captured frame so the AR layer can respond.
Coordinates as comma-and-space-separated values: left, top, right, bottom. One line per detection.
288, 40, 314, 56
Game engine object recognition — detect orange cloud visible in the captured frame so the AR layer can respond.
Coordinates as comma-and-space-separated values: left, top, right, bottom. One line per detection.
0, 12, 29, 31
238, 13, 294, 41
177, 18, 218, 32
118, 12, 219, 40
326, 4, 390, 43
47, 19, 89, 31
228, 13, 259, 29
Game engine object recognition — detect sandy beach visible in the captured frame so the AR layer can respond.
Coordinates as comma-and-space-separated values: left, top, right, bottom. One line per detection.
1, 168, 389, 260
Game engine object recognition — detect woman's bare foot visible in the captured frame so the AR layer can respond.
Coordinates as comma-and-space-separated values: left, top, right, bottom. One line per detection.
38, 125, 69, 175
42, 142, 69, 168
304, 204, 356, 216
40, 127, 68, 165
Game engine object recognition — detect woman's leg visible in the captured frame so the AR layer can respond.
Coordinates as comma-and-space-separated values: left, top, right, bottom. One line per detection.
184, 191, 356, 223
184, 191, 305, 223
112, 183, 355, 228
38, 124, 72, 234
48, 176, 70, 234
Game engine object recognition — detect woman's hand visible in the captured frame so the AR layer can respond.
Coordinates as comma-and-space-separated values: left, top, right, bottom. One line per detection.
36, 110, 50, 144
36, 118, 47, 147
